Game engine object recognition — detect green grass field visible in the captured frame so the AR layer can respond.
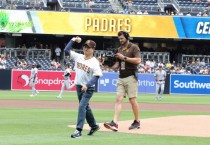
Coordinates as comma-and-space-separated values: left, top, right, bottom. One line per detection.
0, 91, 210, 145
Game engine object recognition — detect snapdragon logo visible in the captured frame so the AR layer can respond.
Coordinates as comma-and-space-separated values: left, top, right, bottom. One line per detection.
37, 78, 75, 86
17, 74, 30, 87
174, 80, 210, 89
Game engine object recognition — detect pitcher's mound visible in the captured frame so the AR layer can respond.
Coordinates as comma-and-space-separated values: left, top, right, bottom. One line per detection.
68, 115, 210, 137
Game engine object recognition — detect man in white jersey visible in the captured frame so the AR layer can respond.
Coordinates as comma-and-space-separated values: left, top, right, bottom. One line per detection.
154, 65, 166, 101
56, 63, 74, 98
29, 63, 38, 97
64, 37, 102, 138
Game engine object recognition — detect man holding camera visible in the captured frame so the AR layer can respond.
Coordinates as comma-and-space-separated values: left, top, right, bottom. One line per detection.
104, 31, 141, 131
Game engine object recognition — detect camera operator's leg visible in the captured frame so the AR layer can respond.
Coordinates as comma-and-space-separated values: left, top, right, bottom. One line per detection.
104, 78, 125, 131
113, 95, 124, 124
127, 76, 140, 130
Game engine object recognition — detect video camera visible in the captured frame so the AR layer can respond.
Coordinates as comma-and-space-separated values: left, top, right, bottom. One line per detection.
103, 48, 118, 67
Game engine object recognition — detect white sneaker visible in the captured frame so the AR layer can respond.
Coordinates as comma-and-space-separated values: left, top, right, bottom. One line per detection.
36, 90, 39, 94
30, 94, 37, 97
56, 95, 62, 99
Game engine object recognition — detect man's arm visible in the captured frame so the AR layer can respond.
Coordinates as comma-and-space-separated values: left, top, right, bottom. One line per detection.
111, 61, 120, 69
64, 40, 75, 54
86, 76, 99, 88
81, 76, 100, 92
115, 53, 141, 65
64, 37, 81, 54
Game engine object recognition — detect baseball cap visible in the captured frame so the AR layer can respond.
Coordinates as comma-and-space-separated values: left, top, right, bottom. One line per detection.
84, 40, 96, 48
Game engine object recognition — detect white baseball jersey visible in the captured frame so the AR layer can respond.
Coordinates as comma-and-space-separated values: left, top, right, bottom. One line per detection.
30, 67, 38, 80
64, 68, 71, 80
154, 70, 166, 81
70, 51, 102, 86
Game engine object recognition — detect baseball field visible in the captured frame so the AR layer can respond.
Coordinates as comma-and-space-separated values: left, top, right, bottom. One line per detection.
0, 90, 210, 145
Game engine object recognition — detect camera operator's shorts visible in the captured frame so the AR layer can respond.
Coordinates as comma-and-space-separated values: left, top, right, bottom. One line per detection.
116, 75, 138, 98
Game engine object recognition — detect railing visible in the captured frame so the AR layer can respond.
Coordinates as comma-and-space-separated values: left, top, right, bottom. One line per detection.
182, 54, 210, 64
0, 48, 51, 59
158, 0, 180, 12
57, 0, 63, 8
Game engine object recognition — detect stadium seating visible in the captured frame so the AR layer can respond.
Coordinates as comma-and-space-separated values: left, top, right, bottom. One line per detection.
5, 57, 60, 70
62, 0, 111, 12
177, 0, 208, 14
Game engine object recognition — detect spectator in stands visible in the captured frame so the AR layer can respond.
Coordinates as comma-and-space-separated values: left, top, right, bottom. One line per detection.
25, 5, 30, 10
45, 44, 49, 49
165, 60, 172, 69
186, 12, 191, 16
143, 10, 148, 15
150, 59, 155, 72
177, 12, 184, 16
32, 6, 36, 11
55, 45, 61, 62
12, 2, 17, 9
39, 7, 43, 11
136, 10, 142, 15
197, 12, 202, 16
202, 11, 208, 17
170, 11, 174, 16
157, 9, 162, 15
130, 10, 135, 14
158, 60, 164, 67
138, 62, 145, 73
97, 56, 105, 69
51, 59, 57, 69
31, 44, 38, 49
172, 60, 176, 67
89, 8, 93, 13
0, 54, 6, 69
145, 59, 151, 73
21, 44, 27, 49
200, 59, 205, 66
18, 53, 25, 59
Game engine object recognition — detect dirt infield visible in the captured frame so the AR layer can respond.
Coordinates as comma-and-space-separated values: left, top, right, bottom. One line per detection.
1, 100, 210, 137
69, 115, 210, 137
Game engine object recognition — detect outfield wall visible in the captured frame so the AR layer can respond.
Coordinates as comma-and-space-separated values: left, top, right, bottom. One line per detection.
1, 70, 210, 95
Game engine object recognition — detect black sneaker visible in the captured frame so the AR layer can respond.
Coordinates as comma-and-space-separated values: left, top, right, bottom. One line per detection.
87, 124, 100, 135
104, 120, 118, 131
129, 120, 140, 130
71, 130, 82, 138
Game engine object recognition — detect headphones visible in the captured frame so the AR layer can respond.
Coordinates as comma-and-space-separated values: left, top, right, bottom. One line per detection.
118, 31, 130, 40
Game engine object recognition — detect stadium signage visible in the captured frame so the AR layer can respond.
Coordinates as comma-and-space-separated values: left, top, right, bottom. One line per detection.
98, 72, 156, 93
85, 17, 131, 32
170, 75, 210, 95
11, 70, 76, 91
174, 80, 210, 89
196, 22, 210, 34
